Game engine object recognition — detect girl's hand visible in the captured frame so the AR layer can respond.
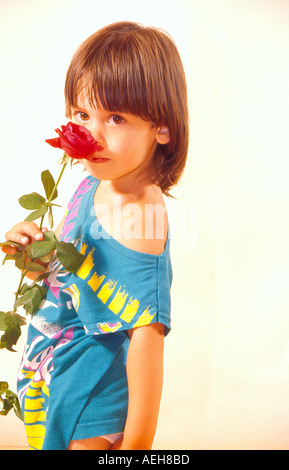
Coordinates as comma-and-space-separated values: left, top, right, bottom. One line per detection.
2, 222, 50, 280
2, 221, 48, 254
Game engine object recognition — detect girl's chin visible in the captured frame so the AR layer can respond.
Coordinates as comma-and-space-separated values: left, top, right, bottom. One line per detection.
81, 161, 112, 180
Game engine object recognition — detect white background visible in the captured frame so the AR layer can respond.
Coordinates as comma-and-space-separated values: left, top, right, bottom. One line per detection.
0, 0, 289, 450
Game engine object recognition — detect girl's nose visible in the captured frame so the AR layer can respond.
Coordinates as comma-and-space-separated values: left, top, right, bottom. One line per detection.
86, 121, 103, 145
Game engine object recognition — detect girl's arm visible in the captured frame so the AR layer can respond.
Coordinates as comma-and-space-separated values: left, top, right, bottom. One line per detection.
110, 196, 167, 450
112, 322, 165, 450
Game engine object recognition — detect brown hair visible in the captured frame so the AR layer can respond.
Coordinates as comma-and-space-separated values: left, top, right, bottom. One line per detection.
65, 21, 189, 196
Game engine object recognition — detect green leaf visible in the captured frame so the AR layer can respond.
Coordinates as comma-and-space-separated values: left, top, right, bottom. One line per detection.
6, 312, 26, 328
41, 169, 58, 201
0, 397, 13, 416
20, 283, 29, 295
30, 240, 56, 259
0, 386, 23, 421
35, 284, 47, 298
24, 244, 33, 259
15, 256, 26, 271
18, 192, 46, 210
25, 261, 46, 272
5, 390, 23, 421
38, 253, 52, 263
14, 286, 44, 315
0, 311, 26, 332
2, 252, 22, 265
0, 398, 13, 416
43, 231, 57, 242
0, 382, 8, 394
32, 272, 50, 284
0, 312, 8, 331
3, 252, 22, 261
0, 322, 21, 351
56, 241, 86, 273
25, 205, 48, 223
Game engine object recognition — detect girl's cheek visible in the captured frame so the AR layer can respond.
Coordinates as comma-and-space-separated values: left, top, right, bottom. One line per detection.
106, 139, 122, 153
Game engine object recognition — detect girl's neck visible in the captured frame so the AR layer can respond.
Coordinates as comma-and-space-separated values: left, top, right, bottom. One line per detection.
95, 172, 163, 209
103, 163, 155, 199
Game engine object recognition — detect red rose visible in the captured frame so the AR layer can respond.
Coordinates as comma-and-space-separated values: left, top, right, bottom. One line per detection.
46, 122, 103, 161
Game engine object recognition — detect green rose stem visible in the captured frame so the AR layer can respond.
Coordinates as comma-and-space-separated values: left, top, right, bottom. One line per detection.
39, 160, 68, 229
13, 270, 28, 314
12, 158, 69, 314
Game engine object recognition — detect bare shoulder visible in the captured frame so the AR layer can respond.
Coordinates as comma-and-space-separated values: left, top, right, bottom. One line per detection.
94, 182, 169, 255
120, 185, 169, 256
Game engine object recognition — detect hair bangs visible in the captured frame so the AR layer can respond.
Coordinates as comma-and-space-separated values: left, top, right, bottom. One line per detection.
66, 36, 160, 125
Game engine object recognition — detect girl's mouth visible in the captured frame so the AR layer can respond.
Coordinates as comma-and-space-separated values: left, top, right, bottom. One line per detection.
86, 156, 109, 163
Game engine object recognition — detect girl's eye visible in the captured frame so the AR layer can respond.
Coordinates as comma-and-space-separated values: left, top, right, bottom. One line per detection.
110, 114, 125, 125
73, 111, 89, 122
79, 112, 89, 121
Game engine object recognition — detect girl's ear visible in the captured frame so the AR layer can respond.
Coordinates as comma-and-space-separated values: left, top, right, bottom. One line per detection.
156, 126, 170, 145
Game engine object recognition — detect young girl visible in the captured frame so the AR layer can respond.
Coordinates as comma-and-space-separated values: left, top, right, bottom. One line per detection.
3, 21, 189, 450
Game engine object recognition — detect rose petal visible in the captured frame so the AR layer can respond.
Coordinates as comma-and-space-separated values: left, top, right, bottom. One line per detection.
46, 122, 103, 159
45, 138, 62, 149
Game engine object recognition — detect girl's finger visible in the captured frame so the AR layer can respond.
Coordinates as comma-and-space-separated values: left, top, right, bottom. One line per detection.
1, 245, 17, 255
5, 222, 44, 245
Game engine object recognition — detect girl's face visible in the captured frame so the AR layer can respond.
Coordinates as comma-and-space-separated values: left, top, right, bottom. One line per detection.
70, 92, 169, 188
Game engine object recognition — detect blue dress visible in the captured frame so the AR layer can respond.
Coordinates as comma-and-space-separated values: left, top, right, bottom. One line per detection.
17, 175, 172, 450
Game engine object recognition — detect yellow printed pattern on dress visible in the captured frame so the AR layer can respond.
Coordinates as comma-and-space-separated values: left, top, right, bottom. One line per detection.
26, 379, 44, 397
76, 248, 95, 279
88, 272, 105, 292
120, 298, 140, 323
108, 287, 128, 314
133, 307, 156, 328
97, 322, 123, 333
24, 410, 46, 424
26, 387, 42, 398
26, 437, 44, 450
25, 424, 46, 439
25, 379, 48, 398
24, 397, 45, 410
22, 373, 49, 450
98, 280, 117, 304
80, 238, 88, 255
22, 370, 35, 380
